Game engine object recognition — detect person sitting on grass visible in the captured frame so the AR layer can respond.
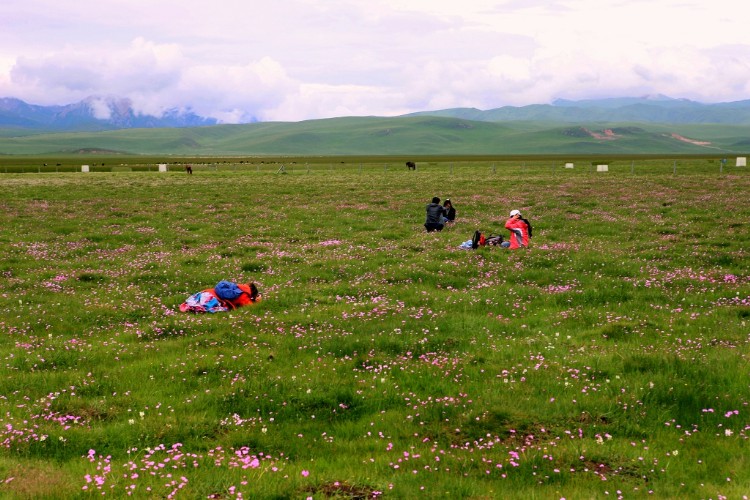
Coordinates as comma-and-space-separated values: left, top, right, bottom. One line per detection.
502, 209, 531, 249
442, 199, 456, 223
425, 196, 446, 232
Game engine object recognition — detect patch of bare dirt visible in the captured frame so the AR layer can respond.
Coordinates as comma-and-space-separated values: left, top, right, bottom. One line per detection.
0, 463, 74, 498
303, 480, 381, 499
584, 128, 618, 140
669, 133, 712, 146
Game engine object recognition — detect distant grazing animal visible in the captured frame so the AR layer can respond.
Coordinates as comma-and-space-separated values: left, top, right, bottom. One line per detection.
185, 164, 193, 175
406, 161, 416, 170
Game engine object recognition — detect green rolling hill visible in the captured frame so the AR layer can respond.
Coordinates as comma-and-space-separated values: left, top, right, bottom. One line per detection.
0, 115, 748, 156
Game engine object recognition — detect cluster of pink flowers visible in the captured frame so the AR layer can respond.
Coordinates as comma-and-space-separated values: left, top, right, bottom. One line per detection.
318, 239, 342, 246
81, 444, 282, 497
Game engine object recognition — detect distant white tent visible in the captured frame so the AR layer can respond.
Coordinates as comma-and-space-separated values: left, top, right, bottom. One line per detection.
565, 163, 574, 169
737, 157, 747, 167
596, 164, 609, 172
158, 163, 168, 172
81, 165, 90, 172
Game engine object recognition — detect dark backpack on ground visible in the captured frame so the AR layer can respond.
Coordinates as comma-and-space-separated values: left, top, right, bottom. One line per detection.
472, 231, 503, 249
486, 234, 504, 246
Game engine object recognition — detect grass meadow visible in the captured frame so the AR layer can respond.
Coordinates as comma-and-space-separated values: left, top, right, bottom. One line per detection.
0, 158, 749, 499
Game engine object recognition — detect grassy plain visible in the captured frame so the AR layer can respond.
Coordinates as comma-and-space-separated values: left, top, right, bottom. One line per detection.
0, 158, 749, 499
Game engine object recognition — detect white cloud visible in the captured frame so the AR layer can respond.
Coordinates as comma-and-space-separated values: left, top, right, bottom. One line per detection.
175, 57, 298, 122
87, 97, 112, 120
8, 38, 183, 104
265, 82, 415, 122
5, 38, 297, 123
0, 0, 749, 121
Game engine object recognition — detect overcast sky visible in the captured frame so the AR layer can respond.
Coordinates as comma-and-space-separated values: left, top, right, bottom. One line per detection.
1, 0, 748, 122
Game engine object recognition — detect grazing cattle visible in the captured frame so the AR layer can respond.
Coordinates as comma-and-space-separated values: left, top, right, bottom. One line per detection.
406, 161, 416, 170
185, 164, 193, 175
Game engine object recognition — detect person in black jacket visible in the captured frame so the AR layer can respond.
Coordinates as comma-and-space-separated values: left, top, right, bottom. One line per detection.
424, 197, 446, 232
442, 199, 456, 223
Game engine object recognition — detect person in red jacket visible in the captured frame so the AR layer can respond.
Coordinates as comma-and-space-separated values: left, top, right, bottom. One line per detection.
239, 283, 259, 305
503, 209, 530, 249
202, 282, 261, 309
227, 283, 260, 308
180, 282, 260, 313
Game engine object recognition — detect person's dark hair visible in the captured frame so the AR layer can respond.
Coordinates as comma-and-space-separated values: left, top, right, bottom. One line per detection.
443, 199, 452, 207
432, 197, 440, 204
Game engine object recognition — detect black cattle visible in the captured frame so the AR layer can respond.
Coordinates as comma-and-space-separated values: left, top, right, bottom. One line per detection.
406, 161, 416, 170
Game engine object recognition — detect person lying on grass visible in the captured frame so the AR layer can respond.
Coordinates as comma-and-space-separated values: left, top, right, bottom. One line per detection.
180, 280, 260, 313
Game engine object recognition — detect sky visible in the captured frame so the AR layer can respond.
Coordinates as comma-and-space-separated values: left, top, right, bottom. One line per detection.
1, 0, 749, 123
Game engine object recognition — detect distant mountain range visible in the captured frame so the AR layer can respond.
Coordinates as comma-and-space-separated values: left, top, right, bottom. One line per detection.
0, 96, 216, 131
3, 95, 750, 133
406, 95, 750, 125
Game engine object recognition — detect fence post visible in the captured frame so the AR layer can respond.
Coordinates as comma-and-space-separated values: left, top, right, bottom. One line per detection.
673, 160, 676, 175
